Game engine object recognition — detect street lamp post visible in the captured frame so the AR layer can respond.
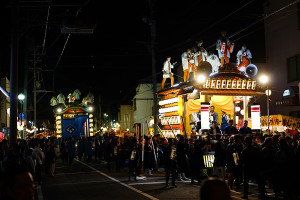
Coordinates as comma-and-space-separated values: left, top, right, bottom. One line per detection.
18, 93, 25, 139
259, 75, 271, 133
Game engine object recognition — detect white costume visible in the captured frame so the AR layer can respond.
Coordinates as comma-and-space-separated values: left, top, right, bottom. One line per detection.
207, 54, 221, 73
181, 51, 192, 71
236, 49, 252, 66
162, 60, 174, 78
216, 38, 231, 58
194, 47, 208, 66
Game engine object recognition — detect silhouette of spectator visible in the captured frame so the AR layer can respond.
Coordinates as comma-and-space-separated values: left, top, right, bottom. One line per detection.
200, 177, 231, 200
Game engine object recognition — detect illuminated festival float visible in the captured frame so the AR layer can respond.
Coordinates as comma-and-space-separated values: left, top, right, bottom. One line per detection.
50, 90, 95, 138
157, 62, 266, 138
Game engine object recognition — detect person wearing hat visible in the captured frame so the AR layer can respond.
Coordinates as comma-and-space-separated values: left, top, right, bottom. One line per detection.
161, 56, 175, 90
236, 44, 252, 72
216, 31, 231, 67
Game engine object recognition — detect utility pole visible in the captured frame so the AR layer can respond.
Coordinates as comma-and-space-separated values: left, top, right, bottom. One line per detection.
33, 49, 37, 138
9, 0, 19, 146
148, 0, 158, 135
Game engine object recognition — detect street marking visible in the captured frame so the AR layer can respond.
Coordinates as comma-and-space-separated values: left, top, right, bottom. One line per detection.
77, 160, 159, 200
45, 180, 116, 187
128, 181, 165, 186
55, 171, 98, 176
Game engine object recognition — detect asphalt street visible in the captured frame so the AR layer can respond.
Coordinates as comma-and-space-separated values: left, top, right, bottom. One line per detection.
38, 158, 279, 200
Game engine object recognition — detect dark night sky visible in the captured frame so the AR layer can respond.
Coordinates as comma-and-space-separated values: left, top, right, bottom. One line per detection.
0, 0, 266, 121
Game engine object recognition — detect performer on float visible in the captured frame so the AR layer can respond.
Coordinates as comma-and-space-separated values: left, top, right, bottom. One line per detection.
207, 51, 221, 73
161, 57, 175, 90
216, 31, 233, 67
181, 49, 193, 82
236, 44, 252, 72
193, 40, 208, 79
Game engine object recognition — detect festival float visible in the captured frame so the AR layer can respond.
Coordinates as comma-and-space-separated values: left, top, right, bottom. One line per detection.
157, 48, 266, 138
50, 90, 95, 138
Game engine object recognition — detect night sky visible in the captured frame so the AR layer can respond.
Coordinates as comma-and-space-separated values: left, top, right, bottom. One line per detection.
0, 0, 266, 122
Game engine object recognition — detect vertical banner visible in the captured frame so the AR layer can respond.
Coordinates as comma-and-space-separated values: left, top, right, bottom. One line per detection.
62, 115, 89, 138
201, 103, 210, 130
251, 105, 260, 130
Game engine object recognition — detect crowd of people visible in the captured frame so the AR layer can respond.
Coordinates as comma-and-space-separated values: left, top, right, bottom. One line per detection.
0, 129, 299, 199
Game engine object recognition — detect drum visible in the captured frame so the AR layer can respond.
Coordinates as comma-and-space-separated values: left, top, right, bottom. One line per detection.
220, 42, 226, 54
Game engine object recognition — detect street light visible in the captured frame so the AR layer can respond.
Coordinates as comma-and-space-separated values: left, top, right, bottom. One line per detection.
18, 93, 25, 139
197, 74, 206, 83
259, 75, 271, 131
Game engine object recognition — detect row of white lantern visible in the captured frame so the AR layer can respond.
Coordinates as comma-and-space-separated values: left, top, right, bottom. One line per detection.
160, 116, 181, 125
158, 97, 179, 106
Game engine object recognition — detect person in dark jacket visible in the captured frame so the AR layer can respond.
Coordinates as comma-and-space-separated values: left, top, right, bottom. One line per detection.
190, 138, 204, 184
176, 135, 189, 181
273, 137, 297, 199
224, 120, 238, 136
213, 134, 226, 180
128, 139, 140, 181
164, 138, 177, 187
106, 137, 114, 171
240, 136, 263, 199
144, 139, 155, 175
209, 121, 221, 135
239, 120, 252, 135
260, 137, 277, 197
226, 135, 243, 189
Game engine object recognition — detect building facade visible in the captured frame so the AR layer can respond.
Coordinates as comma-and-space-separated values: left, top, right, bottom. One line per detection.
0, 77, 10, 130
264, 0, 300, 117
119, 105, 134, 132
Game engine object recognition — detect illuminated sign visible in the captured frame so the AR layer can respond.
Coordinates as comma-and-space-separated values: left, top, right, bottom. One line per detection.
205, 78, 256, 90
63, 114, 75, 119
161, 116, 181, 125
283, 89, 290, 97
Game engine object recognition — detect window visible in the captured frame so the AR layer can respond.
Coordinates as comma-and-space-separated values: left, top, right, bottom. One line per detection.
287, 55, 300, 82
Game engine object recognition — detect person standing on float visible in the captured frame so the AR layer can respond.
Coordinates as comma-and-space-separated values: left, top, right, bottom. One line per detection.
236, 44, 252, 72
161, 57, 175, 90
181, 49, 193, 82
216, 31, 231, 67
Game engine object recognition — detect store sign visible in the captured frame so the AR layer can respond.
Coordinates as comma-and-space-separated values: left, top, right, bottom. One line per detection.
205, 78, 256, 90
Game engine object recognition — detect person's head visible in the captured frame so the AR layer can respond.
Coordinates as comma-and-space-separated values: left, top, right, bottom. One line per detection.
168, 138, 174, 146
264, 137, 273, 147
200, 177, 231, 200
167, 56, 171, 61
196, 40, 203, 47
241, 44, 247, 51
245, 136, 252, 146
187, 49, 191, 53
221, 31, 227, 37
211, 106, 215, 113
221, 110, 226, 115
243, 120, 248, 127
4, 164, 34, 200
